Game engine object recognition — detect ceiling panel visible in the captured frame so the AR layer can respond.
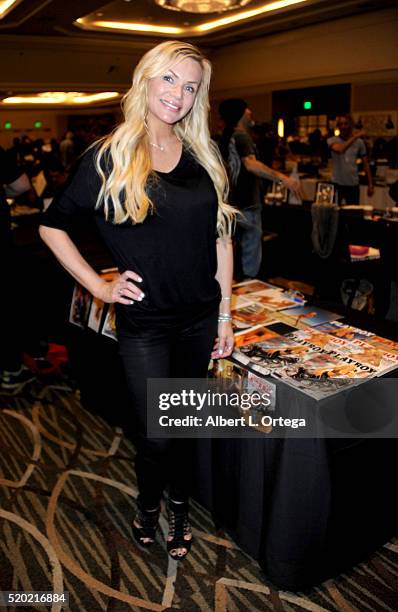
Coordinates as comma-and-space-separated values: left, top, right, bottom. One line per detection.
0, 0, 395, 47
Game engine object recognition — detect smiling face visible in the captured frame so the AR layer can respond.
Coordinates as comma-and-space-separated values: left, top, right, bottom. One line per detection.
146, 56, 202, 128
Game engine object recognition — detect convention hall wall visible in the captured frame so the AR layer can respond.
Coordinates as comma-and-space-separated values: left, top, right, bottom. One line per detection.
209, 7, 398, 121
0, 7, 396, 142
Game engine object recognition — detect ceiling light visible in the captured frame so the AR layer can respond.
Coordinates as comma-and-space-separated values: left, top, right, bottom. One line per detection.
75, 0, 309, 35
0, 0, 22, 19
195, 0, 307, 31
1, 92, 120, 105
83, 19, 183, 34
72, 92, 120, 104
155, 0, 252, 14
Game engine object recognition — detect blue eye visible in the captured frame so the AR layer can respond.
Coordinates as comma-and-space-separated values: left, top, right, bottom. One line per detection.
163, 74, 173, 83
185, 85, 195, 94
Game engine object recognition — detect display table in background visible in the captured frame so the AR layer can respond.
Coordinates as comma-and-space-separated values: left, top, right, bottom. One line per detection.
298, 179, 394, 209
261, 202, 398, 312
360, 184, 395, 209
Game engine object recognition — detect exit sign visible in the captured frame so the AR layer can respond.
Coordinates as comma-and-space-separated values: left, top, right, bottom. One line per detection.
303, 100, 312, 110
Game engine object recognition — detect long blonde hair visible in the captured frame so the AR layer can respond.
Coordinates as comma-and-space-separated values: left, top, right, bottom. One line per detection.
94, 40, 235, 237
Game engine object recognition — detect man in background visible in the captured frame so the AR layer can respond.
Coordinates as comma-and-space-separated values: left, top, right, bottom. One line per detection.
219, 98, 300, 280
327, 114, 374, 205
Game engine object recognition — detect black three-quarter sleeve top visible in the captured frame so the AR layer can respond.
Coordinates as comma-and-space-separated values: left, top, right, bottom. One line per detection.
41, 145, 221, 330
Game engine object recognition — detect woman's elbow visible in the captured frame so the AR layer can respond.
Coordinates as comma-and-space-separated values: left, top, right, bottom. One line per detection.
38, 224, 63, 244
38, 224, 50, 243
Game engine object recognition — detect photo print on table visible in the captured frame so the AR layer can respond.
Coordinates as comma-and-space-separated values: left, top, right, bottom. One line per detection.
232, 301, 276, 329
249, 289, 299, 311
280, 306, 343, 327
314, 321, 374, 342
102, 304, 118, 341
69, 283, 92, 328
265, 181, 288, 204
232, 279, 282, 296
316, 182, 335, 205
234, 324, 279, 348
87, 297, 105, 333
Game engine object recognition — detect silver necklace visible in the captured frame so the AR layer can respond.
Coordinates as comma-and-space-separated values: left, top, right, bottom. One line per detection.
149, 142, 165, 152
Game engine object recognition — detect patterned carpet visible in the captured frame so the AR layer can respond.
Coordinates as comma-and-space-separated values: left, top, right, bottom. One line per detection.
1, 379, 398, 611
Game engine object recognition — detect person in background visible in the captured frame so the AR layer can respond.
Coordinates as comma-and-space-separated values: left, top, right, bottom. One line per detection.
218, 98, 300, 280
39, 41, 235, 561
7, 137, 23, 167
0, 147, 36, 392
59, 131, 76, 170
41, 158, 69, 201
20, 135, 33, 157
327, 114, 374, 205
308, 128, 322, 156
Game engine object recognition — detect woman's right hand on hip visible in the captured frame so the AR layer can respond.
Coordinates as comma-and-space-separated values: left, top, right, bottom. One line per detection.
97, 270, 145, 305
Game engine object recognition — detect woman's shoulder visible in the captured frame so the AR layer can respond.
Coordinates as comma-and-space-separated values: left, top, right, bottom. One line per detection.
69, 142, 113, 184
79, 142, 106, 170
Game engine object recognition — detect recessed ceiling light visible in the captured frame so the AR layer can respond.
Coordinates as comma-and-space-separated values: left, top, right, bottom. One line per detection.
195, 0, 308, 31
88, 20, 183, 34
0, 0, 22, 19
76, 0, 309, 35
1, 91, 120, 105
155, 0, 251, 14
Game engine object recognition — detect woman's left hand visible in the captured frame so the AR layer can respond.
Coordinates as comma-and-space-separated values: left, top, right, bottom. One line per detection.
211, 321, 235, 359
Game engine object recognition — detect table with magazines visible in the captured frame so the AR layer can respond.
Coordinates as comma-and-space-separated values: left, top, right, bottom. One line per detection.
192, 279, 398, 590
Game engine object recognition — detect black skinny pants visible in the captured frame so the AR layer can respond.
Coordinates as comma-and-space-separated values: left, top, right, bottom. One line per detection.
118, 308, 218, 509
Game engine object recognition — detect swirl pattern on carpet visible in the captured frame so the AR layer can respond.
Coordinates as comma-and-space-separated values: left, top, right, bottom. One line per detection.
1, 381, 398, 611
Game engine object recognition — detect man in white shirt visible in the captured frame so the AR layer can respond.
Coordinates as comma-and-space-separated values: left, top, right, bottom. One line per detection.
327, 115, 374, 205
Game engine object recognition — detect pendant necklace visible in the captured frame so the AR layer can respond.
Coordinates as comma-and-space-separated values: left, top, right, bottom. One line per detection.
148, 134, 181, 152
149, 142, 165, 152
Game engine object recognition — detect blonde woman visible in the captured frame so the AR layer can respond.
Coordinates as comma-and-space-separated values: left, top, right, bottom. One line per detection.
39, 41, 235, 561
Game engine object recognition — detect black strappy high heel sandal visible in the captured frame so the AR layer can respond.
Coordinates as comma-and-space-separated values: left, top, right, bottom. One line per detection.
167, 498, 193, 560
132, 498, 160, 549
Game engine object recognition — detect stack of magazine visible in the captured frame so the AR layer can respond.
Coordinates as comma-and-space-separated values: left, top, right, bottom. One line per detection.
231, 280, 398, 400
69, 276, 398, 398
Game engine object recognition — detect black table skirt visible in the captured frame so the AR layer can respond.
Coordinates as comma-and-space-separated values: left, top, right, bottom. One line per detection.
192, 434, 398, 590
